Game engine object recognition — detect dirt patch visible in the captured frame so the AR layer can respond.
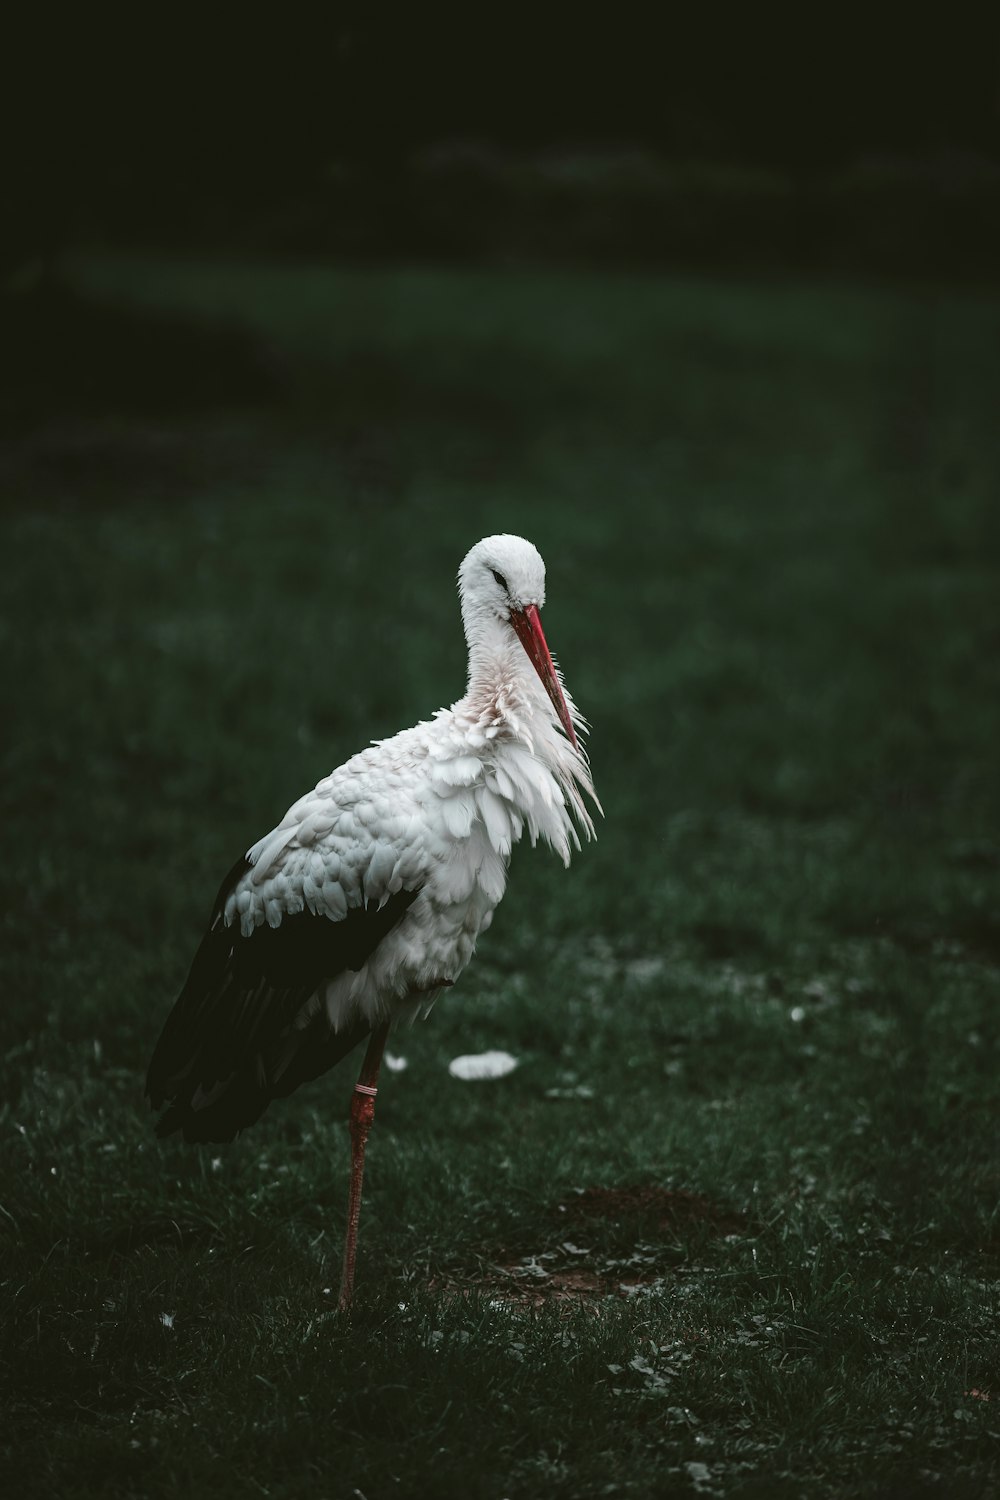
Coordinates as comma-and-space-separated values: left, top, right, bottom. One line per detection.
491, 1263, 614, 1305
433, 1258, 667, 1309
433, 1185, 746, 1306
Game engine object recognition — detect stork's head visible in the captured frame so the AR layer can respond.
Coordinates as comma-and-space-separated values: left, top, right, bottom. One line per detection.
458, 534, 578, 747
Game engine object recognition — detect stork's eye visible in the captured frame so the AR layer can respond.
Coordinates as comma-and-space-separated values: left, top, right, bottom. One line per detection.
490, 568, 509, 591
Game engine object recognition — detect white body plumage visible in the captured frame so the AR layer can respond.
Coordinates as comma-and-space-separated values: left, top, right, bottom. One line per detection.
234, 544, 597, 1034
147, 534, 599, 1141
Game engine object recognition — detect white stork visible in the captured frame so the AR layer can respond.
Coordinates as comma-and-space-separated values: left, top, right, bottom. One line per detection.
147, 534, 600, 1307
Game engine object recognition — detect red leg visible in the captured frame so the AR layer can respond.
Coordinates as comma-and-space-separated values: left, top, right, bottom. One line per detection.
337, 1022, 390, 1311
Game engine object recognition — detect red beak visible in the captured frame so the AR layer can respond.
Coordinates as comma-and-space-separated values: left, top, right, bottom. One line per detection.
510, 604, 579, 749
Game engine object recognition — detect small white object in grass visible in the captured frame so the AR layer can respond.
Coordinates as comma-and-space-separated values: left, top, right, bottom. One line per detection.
448, 1050, 519, 1081
211, 1157, 222, 1171
789, 1006, 806, 1023
159, 1312, 175, 1329
384, 1052, 409, 1073
685, 1461, 712, 1488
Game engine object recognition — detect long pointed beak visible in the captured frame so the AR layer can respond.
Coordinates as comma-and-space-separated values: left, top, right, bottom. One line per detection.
510, 604, 578, 749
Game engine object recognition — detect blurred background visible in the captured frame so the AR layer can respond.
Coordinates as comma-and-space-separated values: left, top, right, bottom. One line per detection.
6, 12, 1000, 274
4, 12, 1000, 426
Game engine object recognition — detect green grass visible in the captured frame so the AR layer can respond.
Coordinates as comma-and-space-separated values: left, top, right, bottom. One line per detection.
2, 256, 999, 1497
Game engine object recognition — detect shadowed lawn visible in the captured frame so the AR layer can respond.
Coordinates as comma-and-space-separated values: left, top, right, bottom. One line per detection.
1, 257, 999, 1497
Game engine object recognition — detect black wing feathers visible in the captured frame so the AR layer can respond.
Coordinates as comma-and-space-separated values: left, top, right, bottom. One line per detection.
147, 856, 419, 1143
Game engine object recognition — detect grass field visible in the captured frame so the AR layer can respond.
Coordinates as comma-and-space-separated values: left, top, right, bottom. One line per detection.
2, 256, 999, 1497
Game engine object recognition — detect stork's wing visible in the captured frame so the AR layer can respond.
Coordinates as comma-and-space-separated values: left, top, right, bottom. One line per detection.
147, 854, 419, 1143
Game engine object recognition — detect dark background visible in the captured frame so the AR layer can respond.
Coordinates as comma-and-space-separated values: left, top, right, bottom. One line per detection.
5, 13, 998, 433
6, 13, 1000, 271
